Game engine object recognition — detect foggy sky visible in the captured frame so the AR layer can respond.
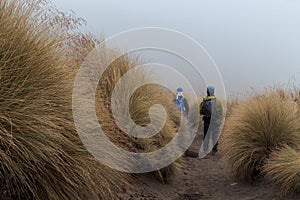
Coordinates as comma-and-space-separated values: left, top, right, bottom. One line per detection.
52, 0, 300, 98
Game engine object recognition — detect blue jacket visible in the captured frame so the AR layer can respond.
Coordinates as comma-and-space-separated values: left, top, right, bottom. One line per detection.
175, 96, 189, 115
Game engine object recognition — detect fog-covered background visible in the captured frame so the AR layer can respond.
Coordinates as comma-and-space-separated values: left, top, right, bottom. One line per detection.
52, 0, 300, 98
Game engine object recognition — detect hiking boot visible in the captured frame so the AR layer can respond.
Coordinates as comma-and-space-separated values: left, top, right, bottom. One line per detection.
211, 149, 218, 156
199, 149, 209, 158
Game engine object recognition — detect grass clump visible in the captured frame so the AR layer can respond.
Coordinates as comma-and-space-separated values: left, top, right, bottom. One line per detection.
0, 1, 127, 199
221, 89, 300, 183
263, 145, 300, 197
94, 52, 182, 183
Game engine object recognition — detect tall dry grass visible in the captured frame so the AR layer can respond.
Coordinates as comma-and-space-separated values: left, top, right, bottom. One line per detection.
46, 0, 183, 183
0, 1, 127, 199
94, 53, 182, 183
221, 89, 300, 183
1, 0, 185, 198
263, 145, 300, 197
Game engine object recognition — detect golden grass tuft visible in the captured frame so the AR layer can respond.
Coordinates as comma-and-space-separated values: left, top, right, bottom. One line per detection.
95, 53, 181, 183
263, 145, 300, 197
0, 1, 127, 199
1, 0, 184, 198
220, 90, 300, 183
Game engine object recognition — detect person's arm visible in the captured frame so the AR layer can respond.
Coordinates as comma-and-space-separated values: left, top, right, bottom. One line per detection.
183, 98, 189, 114
199, 100, 204, 115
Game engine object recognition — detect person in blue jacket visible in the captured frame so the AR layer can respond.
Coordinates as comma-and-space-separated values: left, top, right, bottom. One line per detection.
175, 87, 189, 116
175, 87, 194, 142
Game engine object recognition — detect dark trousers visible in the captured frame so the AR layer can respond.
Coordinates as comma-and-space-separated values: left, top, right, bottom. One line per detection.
203, 118, 220, 153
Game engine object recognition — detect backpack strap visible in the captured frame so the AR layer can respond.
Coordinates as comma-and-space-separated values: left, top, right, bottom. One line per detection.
203, 96, 216, 102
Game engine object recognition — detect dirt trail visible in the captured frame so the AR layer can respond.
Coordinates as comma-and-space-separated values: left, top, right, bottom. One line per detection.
119, 134, 300, 200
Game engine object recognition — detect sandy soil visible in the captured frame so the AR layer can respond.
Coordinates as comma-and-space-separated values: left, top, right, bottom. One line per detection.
118, 134, 300, 200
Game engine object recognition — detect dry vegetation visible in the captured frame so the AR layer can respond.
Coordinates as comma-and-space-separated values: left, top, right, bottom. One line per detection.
4, 0, 300, 199
220, 88, 300, 197
95, 53, 182, 182
263, 145, 300, 197
0, 0, 182, 199
0, 0, 130, 199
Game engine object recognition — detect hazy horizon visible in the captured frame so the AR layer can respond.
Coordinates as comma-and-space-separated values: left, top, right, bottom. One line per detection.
52, 0, 300, 98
